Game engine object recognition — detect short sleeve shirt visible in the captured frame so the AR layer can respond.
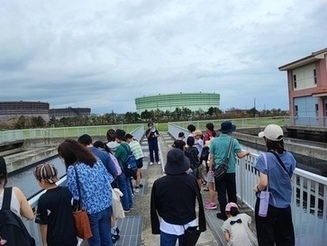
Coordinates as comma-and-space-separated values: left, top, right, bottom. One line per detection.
129, 140, 144, 160
255, 151, 296, 208
35, 186, 77, 246
222, 213, 255, 246
210, 134, 242, 173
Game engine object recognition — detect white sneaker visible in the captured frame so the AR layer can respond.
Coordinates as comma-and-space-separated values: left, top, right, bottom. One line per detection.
150, 162, 154, 165
157, 161, 161, 165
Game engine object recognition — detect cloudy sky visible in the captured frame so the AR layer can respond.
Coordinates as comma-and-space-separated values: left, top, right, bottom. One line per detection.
0, 0, 326, 114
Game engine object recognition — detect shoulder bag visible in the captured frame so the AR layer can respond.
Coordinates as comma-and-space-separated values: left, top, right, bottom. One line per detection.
73, 166, 93, 240
258, 153, 270, 217
269, 150, 289, 175
112, 188, 125, 219
213, 138, 233, 181
182, 181, 206, 246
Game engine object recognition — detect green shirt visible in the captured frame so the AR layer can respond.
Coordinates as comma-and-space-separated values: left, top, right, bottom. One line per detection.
114, 142, 129, 169
209, 134, 242, 173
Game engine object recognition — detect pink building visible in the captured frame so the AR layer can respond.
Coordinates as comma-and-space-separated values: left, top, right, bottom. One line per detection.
279, 48, 327, 126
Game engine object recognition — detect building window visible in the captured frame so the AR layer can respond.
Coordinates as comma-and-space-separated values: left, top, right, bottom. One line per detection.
316, 104, 319, 117
313, 69, 317, 84
293, 74, 297, 88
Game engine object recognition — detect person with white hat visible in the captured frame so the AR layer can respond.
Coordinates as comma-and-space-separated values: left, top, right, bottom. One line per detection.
254, 124, 296, 246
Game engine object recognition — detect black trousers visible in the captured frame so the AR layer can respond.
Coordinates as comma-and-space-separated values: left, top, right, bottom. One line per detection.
215, 172, 237, 216
255, 198, 295, 246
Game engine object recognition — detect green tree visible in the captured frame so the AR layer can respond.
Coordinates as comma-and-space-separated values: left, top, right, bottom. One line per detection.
15, 115, 26, 129
31, 116, 45, 128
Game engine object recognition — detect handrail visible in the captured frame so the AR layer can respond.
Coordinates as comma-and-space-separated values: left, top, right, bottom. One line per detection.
168, 123, 327, 246
0, 123, 146, 143
24, 125, 145, 245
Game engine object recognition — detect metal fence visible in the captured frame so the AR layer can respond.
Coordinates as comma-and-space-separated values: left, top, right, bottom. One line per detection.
0, 124, 145, 143
23, 125, 145, 246
170, 116, 290, 131
168, 123, 327, 246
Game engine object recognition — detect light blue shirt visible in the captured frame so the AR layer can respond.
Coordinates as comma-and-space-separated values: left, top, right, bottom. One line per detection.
210, 134, 242, 173
255, 151, 296, 208
67, 160, 112, 214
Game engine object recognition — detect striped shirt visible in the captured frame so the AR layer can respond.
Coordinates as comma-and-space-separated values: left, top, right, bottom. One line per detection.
128, 140, 144, 160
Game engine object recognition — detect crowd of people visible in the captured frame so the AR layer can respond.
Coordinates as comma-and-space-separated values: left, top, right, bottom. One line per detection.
0, 126, 148, 246
152, 121, 296, 246
0, 120, 296, 246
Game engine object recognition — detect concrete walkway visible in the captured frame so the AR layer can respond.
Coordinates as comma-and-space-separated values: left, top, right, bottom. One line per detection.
82, 131, 256, 245
137, 132, 218, 246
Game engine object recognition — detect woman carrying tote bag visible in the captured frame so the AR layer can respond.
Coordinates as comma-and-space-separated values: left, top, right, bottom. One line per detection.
58, 139, 114, 246
254, 124, 296, 246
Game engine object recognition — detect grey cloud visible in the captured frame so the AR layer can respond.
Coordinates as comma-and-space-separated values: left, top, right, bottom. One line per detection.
0, 0, 326, 113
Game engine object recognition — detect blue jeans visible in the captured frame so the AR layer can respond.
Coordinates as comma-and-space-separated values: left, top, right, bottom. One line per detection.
160, 231, 185, 246
117, 173, 133, 209
88, 207, 113, 246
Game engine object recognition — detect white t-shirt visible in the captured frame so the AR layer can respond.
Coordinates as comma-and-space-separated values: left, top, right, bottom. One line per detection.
222, 213, 257, 246
160, 218, 197, 236
107, 141, 120, 154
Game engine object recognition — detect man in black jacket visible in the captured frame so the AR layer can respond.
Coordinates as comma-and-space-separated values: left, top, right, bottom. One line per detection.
150, 148, 206, 246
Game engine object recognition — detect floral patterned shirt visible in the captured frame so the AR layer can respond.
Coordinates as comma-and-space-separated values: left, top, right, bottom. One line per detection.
67, 160, 112, 214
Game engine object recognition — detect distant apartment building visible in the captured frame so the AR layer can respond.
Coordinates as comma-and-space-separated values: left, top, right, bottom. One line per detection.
279, 48, 327, 126
0, 101, 49, 122
49, 107, 91, 119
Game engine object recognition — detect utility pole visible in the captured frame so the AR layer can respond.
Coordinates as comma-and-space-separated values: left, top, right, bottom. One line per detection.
254, 98, 256, 117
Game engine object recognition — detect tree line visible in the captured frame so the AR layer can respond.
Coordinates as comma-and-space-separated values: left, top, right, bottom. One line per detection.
0, 107, 288, 130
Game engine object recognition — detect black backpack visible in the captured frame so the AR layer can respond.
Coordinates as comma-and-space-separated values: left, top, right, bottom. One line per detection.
185, 147, 200, 169
0, 187, 36, 246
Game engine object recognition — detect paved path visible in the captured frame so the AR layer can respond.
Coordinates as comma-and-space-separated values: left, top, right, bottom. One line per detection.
82, 131, 256, 245
137, 132, 218, 246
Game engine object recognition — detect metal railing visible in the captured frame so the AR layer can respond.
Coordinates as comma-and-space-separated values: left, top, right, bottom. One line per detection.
290, 116, 327, 127
168, 123, 327, 246
0, 124, 145, 143
170, 116, 290, 131
236, 153, 327, 246
12, 122, 327, 245
23, 126, 145, 245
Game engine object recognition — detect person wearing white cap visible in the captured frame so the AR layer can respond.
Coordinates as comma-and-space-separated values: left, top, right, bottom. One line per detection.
254, 124, 296, 246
